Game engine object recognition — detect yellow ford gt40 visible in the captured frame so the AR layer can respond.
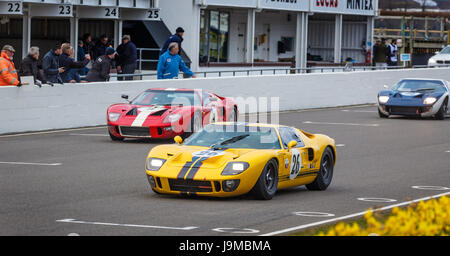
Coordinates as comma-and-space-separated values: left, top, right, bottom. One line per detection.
145, 122, 336, 200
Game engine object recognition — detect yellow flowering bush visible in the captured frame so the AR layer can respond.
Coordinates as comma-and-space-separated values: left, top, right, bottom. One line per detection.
318, 196, 450, 236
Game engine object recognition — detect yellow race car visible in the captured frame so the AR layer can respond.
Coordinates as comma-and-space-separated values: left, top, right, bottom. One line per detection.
145, 122, 336, 200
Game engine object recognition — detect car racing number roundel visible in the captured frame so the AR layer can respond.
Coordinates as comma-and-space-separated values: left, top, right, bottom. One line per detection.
289, 149, 301, 180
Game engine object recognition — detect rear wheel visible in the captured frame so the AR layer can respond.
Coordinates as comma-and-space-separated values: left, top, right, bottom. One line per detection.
109, 131, 124, 141
251, 159, 278, 200
306, 147, 334, 191
228, 107, 238, 121
435, 100, 448, 120
183, 112, 202, 138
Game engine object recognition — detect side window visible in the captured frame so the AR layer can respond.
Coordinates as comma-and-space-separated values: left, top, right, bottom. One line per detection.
278, 127, 304, 149
193, 92, 202, 106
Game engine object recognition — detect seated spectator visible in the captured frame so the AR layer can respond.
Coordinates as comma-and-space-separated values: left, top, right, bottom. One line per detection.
0, 45, 20, 86
19, 46, 46, 86
86, 47, 116, 82
43, 43, 64, 84
59, 45, 90, 83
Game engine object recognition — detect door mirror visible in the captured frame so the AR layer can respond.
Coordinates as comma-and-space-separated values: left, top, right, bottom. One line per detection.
287, 140, 297, 149
121, 94, 129, 100
174, 135, 183, 145
435, 51, 441, 55
209, 97, 218, 102
383, 85, 389, 89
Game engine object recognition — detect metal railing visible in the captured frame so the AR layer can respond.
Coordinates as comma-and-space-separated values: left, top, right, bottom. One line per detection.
102, 63, 450, 81
137, 48, 161, 72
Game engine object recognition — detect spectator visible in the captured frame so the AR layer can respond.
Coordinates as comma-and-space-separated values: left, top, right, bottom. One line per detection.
160, 27, 184, 55
77, 40, 89, 76
0, 45, 20, 86
116, 35, 137, 81
82, 33, 95, 58
373, 38, 388, 68
94, 35, 109, 59
43, 43, 64, 84
157, 42, 195, 79
59, 45, 90, 83
19, 46, 46, 85
86, 47, 116, 82
386, 39, 398, 67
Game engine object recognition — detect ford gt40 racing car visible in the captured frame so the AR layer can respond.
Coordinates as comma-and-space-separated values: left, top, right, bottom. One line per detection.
107, 88, 238, 141
145, 122, 336, 200
378, 79, 449, 120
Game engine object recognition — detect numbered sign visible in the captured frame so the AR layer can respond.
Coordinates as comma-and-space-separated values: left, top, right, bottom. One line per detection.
77, 6, 119, 19
29, 4, 73, 17
289, 149, 301, 180
147, 8, 160, 20
0, 1, 23, 15
121, 8, 161, 21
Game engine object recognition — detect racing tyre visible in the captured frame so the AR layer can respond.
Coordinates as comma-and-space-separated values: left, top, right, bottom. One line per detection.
184, 112, 203, 138
251, 159, 278, 200
306, 147, 334, 191
228, 107, 238, 122
378, 108, 389, 118
109, 131, 124, 141
434, 100, 448, 120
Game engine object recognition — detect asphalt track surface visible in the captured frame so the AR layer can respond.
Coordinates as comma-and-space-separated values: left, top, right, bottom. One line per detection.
1, 105, 449, 236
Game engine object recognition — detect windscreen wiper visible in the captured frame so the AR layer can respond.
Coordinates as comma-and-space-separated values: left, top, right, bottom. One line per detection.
415, 88, 435, 92
210, 134, 250, 150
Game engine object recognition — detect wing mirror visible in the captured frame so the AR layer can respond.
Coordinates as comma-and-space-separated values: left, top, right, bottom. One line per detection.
174, 135, 183, 145
287, 140, 297, 150
209, 97, 218, 102
383, 85, 389, 89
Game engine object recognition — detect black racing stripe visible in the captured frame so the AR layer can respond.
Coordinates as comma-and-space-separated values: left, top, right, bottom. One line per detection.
177, 156, 201, 179
185, 157, 206, 180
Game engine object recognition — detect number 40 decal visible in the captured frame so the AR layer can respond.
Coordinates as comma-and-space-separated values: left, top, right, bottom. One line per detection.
289, 149, 301, 180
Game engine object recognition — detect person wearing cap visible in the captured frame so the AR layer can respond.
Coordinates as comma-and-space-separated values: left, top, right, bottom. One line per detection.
0, 45, 20, 86
86, 47, 116, 82
157, 42, 195, 80
116, 35, 137, 81
160, 27, 184, 55
42, 43, 65, 84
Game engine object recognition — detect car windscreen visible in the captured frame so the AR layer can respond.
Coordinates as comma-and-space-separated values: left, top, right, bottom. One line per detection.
392, 80, 446, 93
131, 90, 201, 106
183, 124, 281, 150
440, 47, 450, 54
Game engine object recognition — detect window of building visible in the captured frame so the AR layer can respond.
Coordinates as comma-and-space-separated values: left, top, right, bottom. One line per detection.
281, 37, 294, 52
199, 9, 230, 64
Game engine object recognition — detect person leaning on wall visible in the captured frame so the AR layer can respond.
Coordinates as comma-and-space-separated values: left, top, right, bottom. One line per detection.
19, 46, 46, 86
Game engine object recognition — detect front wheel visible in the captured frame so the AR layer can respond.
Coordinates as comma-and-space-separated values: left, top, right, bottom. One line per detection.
378, 108, 389, 118
306, 147, 334, 191
109, 131, 124, 141
251, 159, 278, 200
434, 101, 448, 120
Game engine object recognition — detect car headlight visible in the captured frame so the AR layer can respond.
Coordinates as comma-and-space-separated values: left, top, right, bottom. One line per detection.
428, 58, 437, 65
146, 158, 166, 171
108, 112, 121, 122
221, 162, 250, 176
423, 97, 437, 105
378, 96, 390, 104
163, 113, 182, 123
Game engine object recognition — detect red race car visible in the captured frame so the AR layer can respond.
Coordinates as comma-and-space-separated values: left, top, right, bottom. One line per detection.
106, 88, 238, 141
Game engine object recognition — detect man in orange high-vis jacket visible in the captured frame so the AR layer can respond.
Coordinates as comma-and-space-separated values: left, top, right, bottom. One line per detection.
0, 45, 20, 86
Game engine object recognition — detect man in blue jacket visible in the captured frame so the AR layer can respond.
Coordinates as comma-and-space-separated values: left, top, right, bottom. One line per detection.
42, 43, 64, 84
157, 42, 195, 80
116, 35, 137, 81
160, 27, 184, 55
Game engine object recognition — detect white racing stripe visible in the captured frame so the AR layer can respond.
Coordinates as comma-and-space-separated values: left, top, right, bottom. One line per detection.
56, 219, 198, 231
260, 191, 450, 236
131, 107, 166, 127
0, 161, 62, 166
303, 121, 379, 127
